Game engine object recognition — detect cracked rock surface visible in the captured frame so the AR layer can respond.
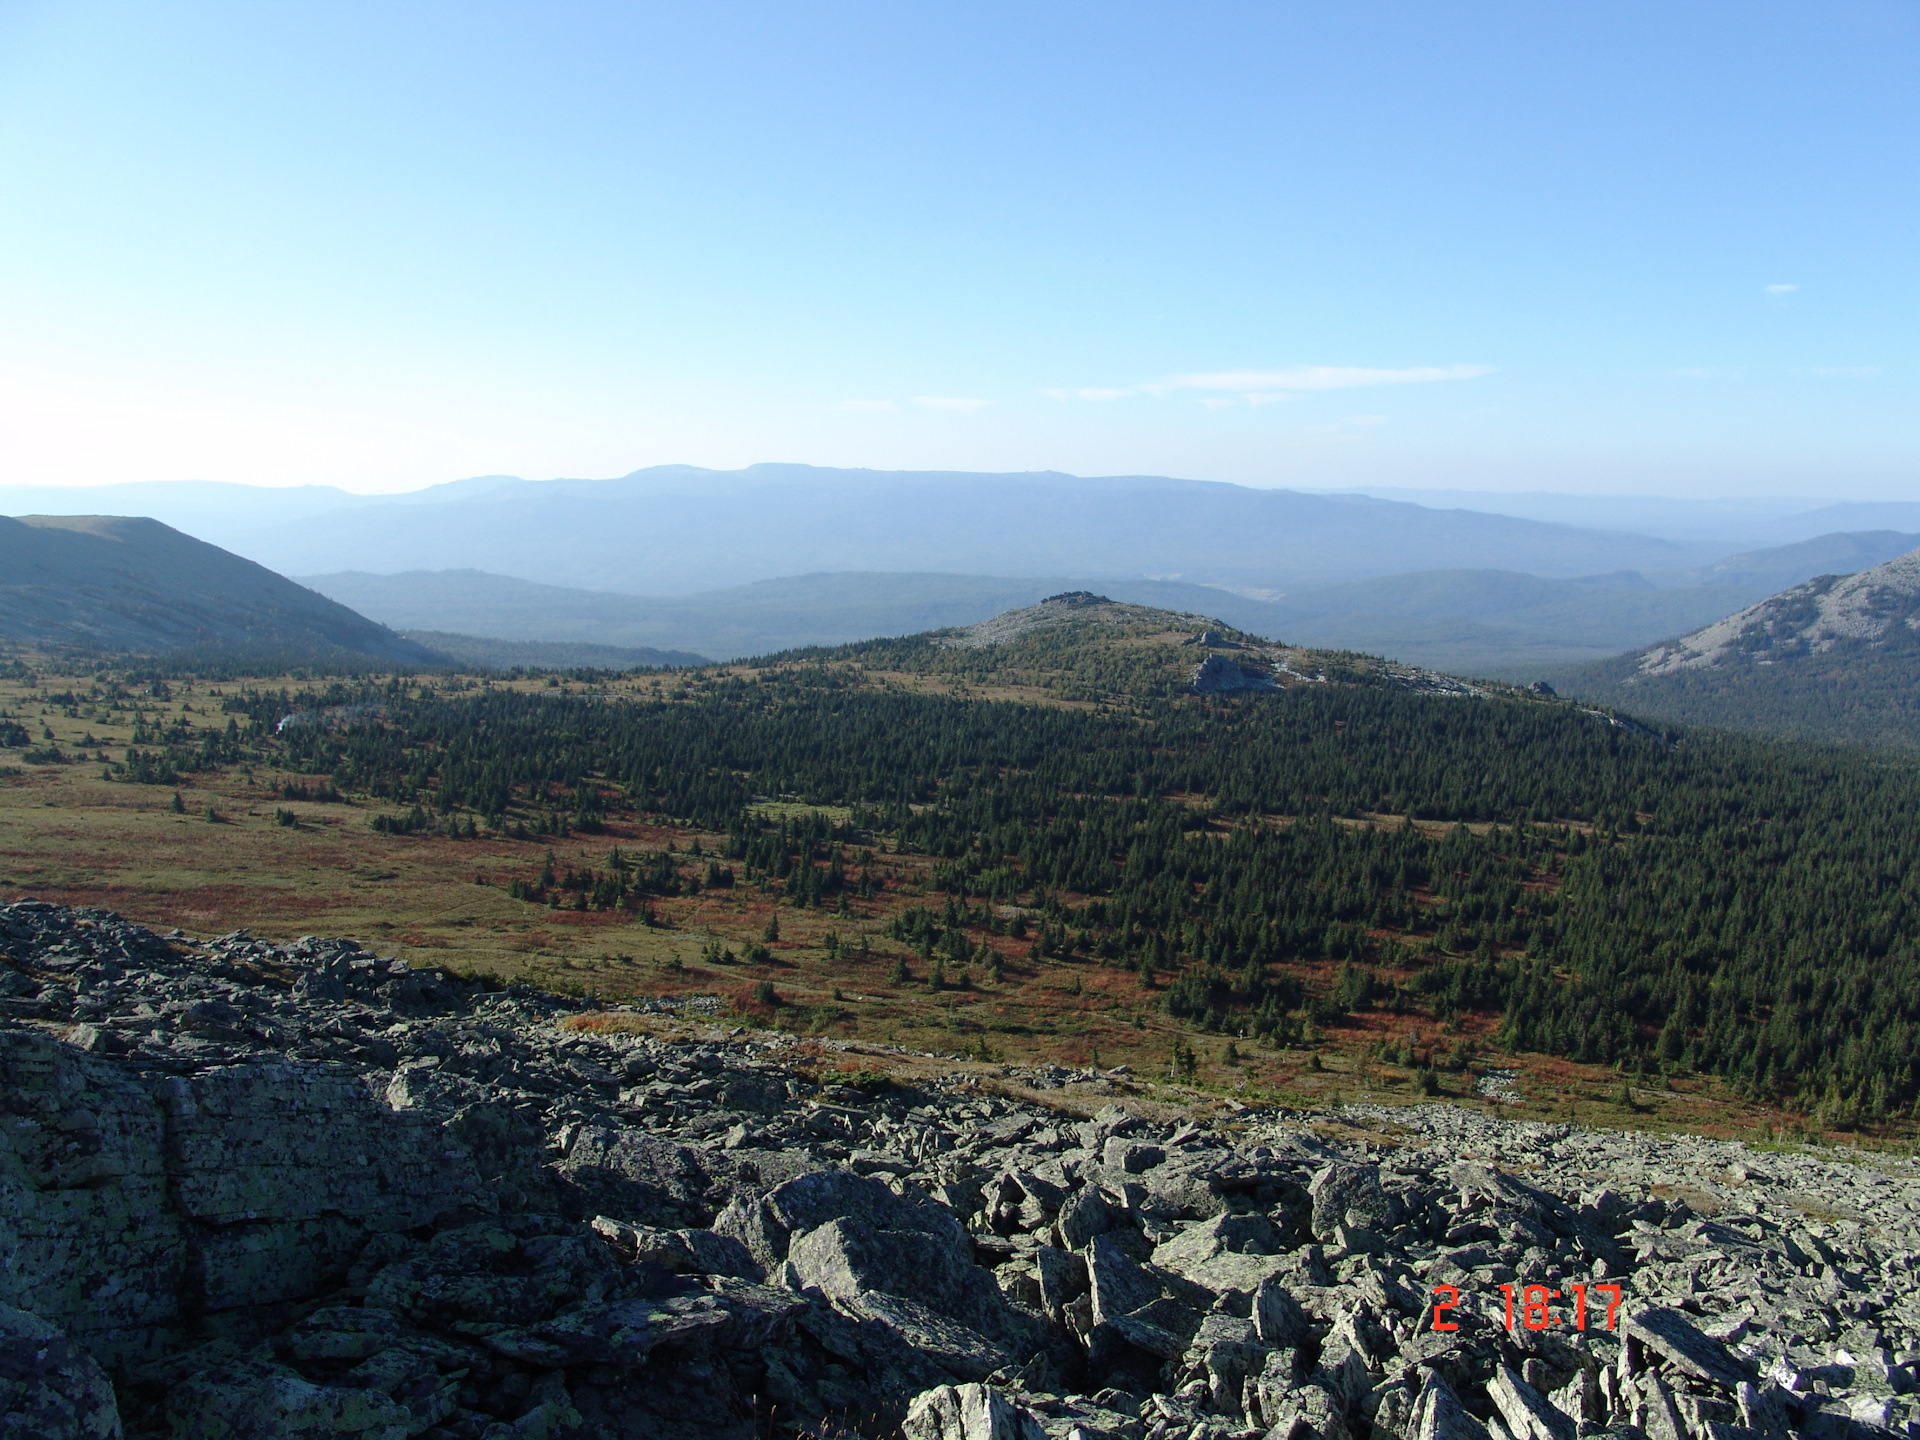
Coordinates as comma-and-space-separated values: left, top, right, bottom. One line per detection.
5, 900, 1920, 1439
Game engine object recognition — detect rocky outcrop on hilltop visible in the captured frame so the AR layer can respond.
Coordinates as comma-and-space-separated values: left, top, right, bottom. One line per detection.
1636, 549, 1920, 677
5, 900, 1920, 1439
1190, 655, 1278, 695
939, 594, 1214, 650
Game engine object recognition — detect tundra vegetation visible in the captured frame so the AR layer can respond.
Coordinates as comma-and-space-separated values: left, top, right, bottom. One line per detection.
3, 599, 1920, 1138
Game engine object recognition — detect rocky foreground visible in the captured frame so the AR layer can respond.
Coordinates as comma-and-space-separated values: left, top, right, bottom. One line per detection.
4, 902, 1919, 1440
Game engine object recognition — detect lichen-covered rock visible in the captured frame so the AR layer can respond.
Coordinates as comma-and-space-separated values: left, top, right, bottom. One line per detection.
162, 1356, 414, 1440
1308, 1162, 1402, 1241
902, 1382, 1048, 1440
0, 1304, 123, 1439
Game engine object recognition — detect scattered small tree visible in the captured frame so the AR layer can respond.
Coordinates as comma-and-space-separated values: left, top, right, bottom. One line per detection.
1171, 1038, 1197, 1079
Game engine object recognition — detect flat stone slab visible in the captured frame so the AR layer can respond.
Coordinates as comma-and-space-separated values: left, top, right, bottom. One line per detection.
1626, 1307, 1753, 1392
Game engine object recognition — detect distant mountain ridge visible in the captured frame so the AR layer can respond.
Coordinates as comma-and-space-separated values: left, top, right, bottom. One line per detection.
9, 470, 1916, 575
301, 569, 1069, 662
0, 515, 432, 664
6, 465, 1706, 595
1667, 529, 1920, 593
302, 527, 1920, 674
398, 631, 708, 671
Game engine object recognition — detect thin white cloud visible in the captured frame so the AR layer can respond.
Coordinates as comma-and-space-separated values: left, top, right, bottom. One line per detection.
1157, 364, 1494, 394
1042, 363, 1490, 409
1040, 386, 1133, 402
912, 396, 991, 411
1765, 283, 1797, 295
831, 398, 897, 412
1807, 365, 1880, 378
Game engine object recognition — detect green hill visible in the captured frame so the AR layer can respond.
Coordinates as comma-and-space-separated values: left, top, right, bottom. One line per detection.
767, 591, 1496, 704
0, 515, 433, 664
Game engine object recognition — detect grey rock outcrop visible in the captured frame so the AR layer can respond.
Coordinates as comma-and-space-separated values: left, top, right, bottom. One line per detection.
1636, 546, 1920, 676
0, 1303, 124, 1439
6, 900, 1920, 1439
904, 1382, 1050, 1440
1190, 654, 1276, 695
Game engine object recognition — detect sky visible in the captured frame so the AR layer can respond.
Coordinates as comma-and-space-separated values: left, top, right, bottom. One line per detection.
0, 2, 1915, 498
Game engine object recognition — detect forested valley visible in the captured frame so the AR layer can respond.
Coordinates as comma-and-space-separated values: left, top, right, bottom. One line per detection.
145, 660, 1920, 1129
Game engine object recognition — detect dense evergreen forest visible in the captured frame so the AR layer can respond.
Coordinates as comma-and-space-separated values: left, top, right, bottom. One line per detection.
201, 668, 1920, 1124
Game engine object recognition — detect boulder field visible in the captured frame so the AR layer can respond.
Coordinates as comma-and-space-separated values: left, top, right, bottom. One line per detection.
2, 899, 1917, 1439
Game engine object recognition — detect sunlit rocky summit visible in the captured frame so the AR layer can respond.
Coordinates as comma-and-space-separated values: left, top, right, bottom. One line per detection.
1633, 548, 1920, 677
4, 900, 1916, 1439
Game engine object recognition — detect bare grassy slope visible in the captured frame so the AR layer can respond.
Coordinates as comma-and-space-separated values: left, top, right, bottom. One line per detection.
0, 515, 431, 661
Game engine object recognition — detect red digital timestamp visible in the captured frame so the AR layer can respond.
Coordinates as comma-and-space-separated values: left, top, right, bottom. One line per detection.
1431, 1283, 1626, 1332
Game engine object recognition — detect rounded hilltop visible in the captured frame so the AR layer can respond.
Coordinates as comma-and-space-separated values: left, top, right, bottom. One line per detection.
755, 591, 1503, 706
936, 591, 1239, 651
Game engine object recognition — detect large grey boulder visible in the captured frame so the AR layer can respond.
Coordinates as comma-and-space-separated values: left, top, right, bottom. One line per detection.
1150, 1211, 1282, 1275
1489, 1362, 1576, 1440
1085, 1233, 1162, 1326
903, 1382, 1048, 1440
1261, 1378, 1352, 1440
1411, 1370, 1493, 1440
786, 1214, 1009, 1337
0, 1027, 484, 1367
1054, 1184, 1111, 1250
1254, 1278, 1312, 1347
1623, 1308, 1753, 1393
0, 1305, 122, 1440
162, 1358, 416, 1440
1309, 1163, 1402, 1242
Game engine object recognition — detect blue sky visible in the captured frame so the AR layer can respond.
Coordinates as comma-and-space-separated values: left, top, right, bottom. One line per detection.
0, 2, 1914, 496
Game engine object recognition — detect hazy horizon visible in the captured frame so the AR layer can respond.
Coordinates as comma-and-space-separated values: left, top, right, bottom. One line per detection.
1, 3, 1915, 500
0, 465, 1891, 513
